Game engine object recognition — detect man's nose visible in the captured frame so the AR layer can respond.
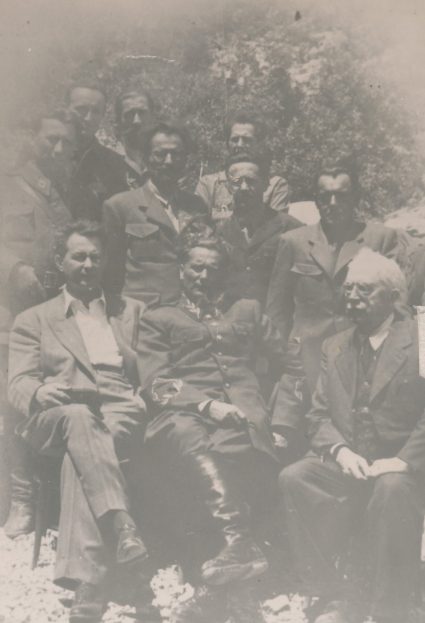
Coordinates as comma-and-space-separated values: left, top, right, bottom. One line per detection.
53, 140, 64, 156
240, 179, 249, 191
199, 268, 208, 280
329, 193, 337, 206
82, 257, 93, 269
133, 112, 142, 124
164, 153, 173, 164
83, 110, 93, 122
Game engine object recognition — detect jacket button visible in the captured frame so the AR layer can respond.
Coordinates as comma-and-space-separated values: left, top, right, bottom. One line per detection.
216, 334, 222, 341
217, 351, 223, 356
246, 266, 252, 272
222, 364, 228, 370
224, 382, 230, 389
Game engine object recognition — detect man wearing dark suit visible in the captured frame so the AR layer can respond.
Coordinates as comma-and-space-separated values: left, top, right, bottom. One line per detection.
280, 249, 425, 623
0, 110, 75, 538
103, 122, 209, 307
266, 158, 412, 445
137, 233, 285, 616
8, 221, 154, 623
66, 84, 132, 220
218, 151, 300, 309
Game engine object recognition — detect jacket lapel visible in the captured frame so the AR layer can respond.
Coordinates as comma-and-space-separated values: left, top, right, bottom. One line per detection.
370, 321, 411, 402
46, 294, 96, 381
138, 185, 177, 235
308, 223, 335, 277
334, 329, 358, 401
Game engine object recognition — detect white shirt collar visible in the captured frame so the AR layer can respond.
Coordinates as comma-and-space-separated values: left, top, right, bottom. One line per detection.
63, 287, 106, 315
368, 313, 394, 351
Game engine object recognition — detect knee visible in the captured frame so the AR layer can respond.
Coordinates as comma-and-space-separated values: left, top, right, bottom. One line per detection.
279, 459, 308, 495
369, 473, 413, 511
61, 405, 99, 437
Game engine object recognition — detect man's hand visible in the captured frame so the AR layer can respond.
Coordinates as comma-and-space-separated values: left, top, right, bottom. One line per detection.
335, 447, 370, 480
368, 457, 409, 478
12, 264, 46, 307
208, 401, 247, 429
273, 432, 288, 448
35, 383, 71, 409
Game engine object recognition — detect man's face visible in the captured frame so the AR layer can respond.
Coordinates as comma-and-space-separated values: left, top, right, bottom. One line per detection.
343, 271, 396, 333
227, 123, 257, 155
33, 118, 76, 183
57, 233, 105, 296
118, 94, 154, 147
182, 247, 224, 304
148, 132, 187, 186
68, 87, 106, 142
227, 162, 266, 229
316, 173, 357, 228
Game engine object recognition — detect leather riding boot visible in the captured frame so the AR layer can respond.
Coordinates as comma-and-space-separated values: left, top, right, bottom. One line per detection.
187, 452, 268, 586
3, 435, 35, 539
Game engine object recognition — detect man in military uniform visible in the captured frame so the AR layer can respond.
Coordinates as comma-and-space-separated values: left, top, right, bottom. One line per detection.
113, 89, 157, 190
66, 83, 130, 220
103, 122, 209, 306
0, 110, 75, 538
137, 234, 285, 613
266, 157, 412, 448
280, 250, 425, 623
196, 111, 289, 223
219, 151, 300, 308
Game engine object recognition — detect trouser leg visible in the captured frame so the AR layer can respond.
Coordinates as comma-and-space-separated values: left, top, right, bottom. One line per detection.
279, 455, 359, 598
366, 472, 424, 621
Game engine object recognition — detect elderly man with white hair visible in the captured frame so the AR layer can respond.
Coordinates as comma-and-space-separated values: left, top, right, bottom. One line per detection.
279, 248, 425, 623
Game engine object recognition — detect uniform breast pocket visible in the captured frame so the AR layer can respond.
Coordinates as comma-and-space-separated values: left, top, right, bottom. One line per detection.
126, 223, 161, 261
4, 206, 35, 242
170, 327, 206, 346
290, 262, 327, 303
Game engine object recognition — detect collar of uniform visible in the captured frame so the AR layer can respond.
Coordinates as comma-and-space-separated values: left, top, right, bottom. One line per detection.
356, 312, 395, 352
179, 293, 224, 321
314, 219, 367, 244
20, 161, 52, 197
63, 287, 106, 316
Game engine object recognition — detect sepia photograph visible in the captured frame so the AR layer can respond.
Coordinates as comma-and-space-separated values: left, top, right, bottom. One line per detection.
1, 1, 425, 621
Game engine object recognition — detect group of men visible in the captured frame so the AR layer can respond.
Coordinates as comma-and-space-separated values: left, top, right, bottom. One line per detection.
1, 81, 425, 623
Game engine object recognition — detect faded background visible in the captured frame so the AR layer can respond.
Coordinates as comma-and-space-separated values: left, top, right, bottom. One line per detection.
1, 0, 425, 217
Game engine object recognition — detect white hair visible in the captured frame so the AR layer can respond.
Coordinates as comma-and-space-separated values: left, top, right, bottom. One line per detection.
346, 248, 407, 302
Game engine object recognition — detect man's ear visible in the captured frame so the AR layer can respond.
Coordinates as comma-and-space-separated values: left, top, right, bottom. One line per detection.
390, 288, 400, 303
55, 254, 63, 272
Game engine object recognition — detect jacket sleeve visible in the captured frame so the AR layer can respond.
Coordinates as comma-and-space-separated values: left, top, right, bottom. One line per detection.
397, 407, 425, 473
137, 312, 213, 411
102, 198, 128, 294
306, 341, 348, 452
8, 309, 44, 417
266, 176, 290, 212
265, 233, 296, 343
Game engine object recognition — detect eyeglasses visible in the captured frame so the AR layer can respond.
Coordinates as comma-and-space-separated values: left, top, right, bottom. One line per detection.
343, 282, 375, 298
226, 175, 259, 189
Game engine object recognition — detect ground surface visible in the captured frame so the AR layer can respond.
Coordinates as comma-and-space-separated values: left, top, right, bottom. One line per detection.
0, 529, 310, 623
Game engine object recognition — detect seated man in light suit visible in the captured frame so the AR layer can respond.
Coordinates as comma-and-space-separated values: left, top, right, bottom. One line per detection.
8, 220, 155, 623
280, 249, 425, 623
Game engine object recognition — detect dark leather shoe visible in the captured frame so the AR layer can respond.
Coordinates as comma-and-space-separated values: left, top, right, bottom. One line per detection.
69, 583, 105, 623
116, 526, 149, 569
201, 536, 268, 586
3, 500, 35, 539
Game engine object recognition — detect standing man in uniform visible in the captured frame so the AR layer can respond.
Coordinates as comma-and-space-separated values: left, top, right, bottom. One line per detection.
266, 157, 412, 448
0, 110, 75, 538
196, 111, 289, 223
103, 122, 210, 307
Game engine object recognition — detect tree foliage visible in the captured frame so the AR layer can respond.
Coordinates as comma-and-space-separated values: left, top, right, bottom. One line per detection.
3, 0, 423, 216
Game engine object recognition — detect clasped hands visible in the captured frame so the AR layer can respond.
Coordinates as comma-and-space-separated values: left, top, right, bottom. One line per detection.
335, 446, 409, 480
207, 400, 247, 429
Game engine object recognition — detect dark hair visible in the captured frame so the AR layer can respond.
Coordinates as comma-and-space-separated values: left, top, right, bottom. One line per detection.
30, 108, 78, 134
114, 90, 155, 125
178, 225, 228, 266
55, 220, 106, 259
65, 82, 107, 105
224, 150, 271, 180
141, 122, 194, 158
224, 111, 266, 143
315, 155, 361, 195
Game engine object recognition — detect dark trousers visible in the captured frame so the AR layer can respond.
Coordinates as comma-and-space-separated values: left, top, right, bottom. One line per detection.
280, 455, 424, 621
21, 370, 144, 589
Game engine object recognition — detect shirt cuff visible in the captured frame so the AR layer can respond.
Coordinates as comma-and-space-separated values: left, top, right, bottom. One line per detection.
329, 443, 349, 460
198, 400, 212, 414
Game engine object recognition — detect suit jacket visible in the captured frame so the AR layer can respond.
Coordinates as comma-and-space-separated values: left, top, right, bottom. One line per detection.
307, 318, 425, 473
103, 181, 209, 306
137, 297, 285, 460
219, 211, 301, 308
8, 292, 144, 419
0, 162, 72, 344
266, 221, 412, 389
196, 170, 289, 222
